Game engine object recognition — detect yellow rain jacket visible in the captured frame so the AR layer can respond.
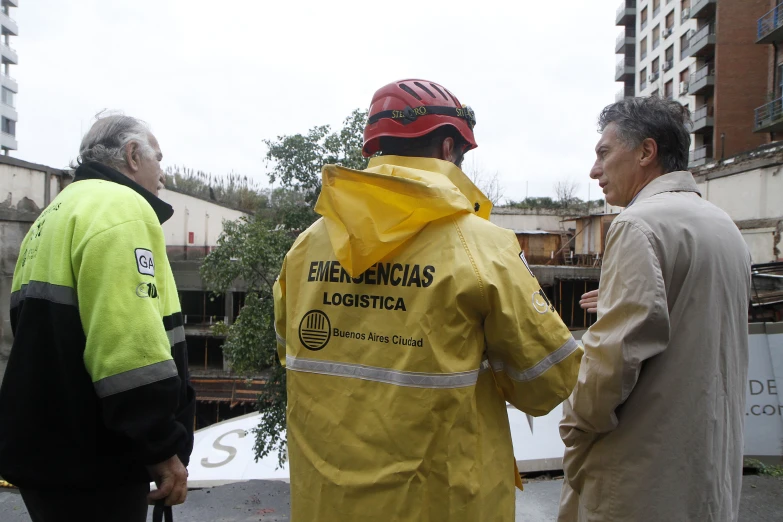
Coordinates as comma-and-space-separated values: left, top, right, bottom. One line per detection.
274, 156, 581, 521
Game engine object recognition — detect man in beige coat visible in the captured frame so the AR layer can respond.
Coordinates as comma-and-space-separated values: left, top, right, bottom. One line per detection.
559, 97, 752, 522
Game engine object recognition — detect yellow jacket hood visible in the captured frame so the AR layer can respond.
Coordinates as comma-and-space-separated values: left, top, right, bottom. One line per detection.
314, 155, 492, 277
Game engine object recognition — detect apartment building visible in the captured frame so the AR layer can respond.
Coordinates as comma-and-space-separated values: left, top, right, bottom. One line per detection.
615, 0, 771, 167
0, 0, 17, 155
754, 2, 783, 138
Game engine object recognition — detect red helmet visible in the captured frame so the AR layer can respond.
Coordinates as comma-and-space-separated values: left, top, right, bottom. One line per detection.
362, 79, 477, 158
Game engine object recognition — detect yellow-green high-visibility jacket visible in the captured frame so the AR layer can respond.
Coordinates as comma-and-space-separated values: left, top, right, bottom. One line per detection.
274, 156, 581, 522
0, 161, 195, 489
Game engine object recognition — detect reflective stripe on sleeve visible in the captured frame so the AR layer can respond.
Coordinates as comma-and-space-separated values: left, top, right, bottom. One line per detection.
10, 281, 77, 309
490, 336, 579, 382
275, 325, 286, 346
166, 325, 185, 346
286, 355, 480, 389
93, 359, 178, 398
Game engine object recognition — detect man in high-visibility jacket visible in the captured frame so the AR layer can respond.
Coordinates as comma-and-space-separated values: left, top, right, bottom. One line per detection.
274, 79, 582, 521
0, 114, 194, 522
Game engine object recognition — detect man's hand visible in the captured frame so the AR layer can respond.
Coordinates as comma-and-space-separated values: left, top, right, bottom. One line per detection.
147, 455, 188, 506
580, 289, 599, 314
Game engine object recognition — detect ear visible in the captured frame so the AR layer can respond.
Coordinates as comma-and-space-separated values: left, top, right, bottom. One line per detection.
440, 137, 456, 162
125, 141, 141, 173
639, 138, 658, 168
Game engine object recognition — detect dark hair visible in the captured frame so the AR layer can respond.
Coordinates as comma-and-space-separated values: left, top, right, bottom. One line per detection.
378, 125, 467, 159
598, 96, 692, 173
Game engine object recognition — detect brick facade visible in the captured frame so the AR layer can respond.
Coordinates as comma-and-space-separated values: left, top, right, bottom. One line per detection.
713, 0, 771, 157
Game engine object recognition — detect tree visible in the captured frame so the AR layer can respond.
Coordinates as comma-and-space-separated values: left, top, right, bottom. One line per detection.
553, 179, 580, 208
200, 109, 369, 465
464, 157, 505, 205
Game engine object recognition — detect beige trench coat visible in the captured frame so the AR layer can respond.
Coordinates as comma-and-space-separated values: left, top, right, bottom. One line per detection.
559, 172, 752, 522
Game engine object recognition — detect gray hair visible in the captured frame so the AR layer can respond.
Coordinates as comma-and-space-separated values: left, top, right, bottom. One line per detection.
598, 97, 692, 173
75, 112, 154, 170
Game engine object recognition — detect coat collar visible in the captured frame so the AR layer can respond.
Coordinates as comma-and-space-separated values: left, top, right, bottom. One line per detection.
628, 171, 701, 207
73, 162, 174, 224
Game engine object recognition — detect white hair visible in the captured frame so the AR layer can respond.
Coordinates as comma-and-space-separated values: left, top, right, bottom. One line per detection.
75, 112, 154, 170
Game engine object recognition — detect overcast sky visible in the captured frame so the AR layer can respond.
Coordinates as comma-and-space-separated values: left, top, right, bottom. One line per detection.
15, 0, 618, 202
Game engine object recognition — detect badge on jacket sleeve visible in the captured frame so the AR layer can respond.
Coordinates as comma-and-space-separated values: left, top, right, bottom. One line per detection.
135, 248, 155, 276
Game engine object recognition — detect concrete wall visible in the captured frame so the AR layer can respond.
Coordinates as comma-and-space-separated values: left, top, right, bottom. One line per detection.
159, 189, 248, 260
694, 163, 783, 263
695, 164, 783, 221
489, 212, 563, 232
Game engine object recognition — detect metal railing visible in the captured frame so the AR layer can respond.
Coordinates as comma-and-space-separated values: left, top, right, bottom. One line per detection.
689, 24, 715, 49
616, 56, 635, 77
617, 0, 637, 19
183, 315, 227, 326
758, 5, 783, 41
690, 64, 713, 84
754, 97, 783, 130
616, 31, 634, 49
693, 104, 714, 122
691, 0, 714, 16
689, 145, 712, 164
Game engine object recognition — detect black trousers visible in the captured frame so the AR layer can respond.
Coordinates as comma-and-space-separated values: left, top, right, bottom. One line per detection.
19, 482, 150, 522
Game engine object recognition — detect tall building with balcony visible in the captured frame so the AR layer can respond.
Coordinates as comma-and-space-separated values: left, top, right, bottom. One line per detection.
754, 2, 783, 140
615, 0, 771, 167
0, 0, 17, 155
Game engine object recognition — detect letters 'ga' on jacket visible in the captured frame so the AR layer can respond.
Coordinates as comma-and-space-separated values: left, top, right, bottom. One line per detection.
274, 155, 582, 522
558, 171, 752, 522
0, 162, 195, 489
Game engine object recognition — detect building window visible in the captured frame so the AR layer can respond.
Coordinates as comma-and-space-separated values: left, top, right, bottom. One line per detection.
681, 0, 690, 9
640, 67, 648, 90
666, 11, 675, 30
641, 37, 648, 60
778, 63, 783, 98
653, 0, 661, 17
641, 6, 648, 29
651, 89, 660, 98
653, 25, 661, 49
680, 33, 689, 57
665, 80, 674, 99
1, 87, 13, 108
652, 57, 660, 73
679, 68, 689, 83
665, 44, 674, 63
2, 116, 15, 136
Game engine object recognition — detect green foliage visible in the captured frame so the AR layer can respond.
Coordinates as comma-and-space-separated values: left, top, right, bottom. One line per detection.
200, 108, 368, 465
164, 166, 269, 213
264, 109, 370, 205
745, 458, 783, 478
505, 197, 606, 211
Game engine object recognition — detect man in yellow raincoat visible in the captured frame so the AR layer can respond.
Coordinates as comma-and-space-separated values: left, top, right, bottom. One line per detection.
273, 79, 582, 521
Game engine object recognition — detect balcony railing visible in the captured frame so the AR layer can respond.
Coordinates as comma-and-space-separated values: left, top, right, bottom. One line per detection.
757, 5, 783, 43
754, 97, 783, 131
617, 0, 637, 25
691, 64, 712, 83
691, 0, 716, 19
689, 24, 715, 56
616, 56, 636, 80
689, 145, 712, 165
693, 104, 714, 122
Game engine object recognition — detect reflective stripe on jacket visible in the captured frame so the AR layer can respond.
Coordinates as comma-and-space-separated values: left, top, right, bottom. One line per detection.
274, 156, 581, 522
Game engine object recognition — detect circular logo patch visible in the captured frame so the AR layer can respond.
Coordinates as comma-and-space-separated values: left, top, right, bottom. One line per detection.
298, 310, 331, 351
532, 290, 550, 314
